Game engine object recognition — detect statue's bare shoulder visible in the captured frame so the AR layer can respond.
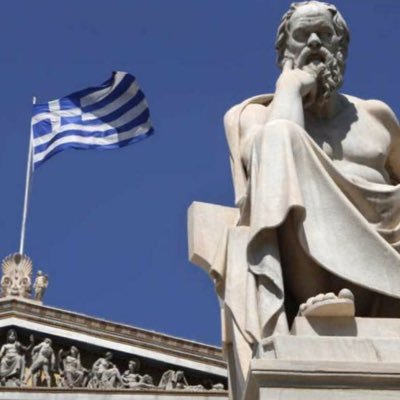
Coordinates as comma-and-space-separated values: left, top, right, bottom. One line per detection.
239, 103, 270, 135
224, 101, 272, 152
347, 95, 400, 135
367, 99, 400, 139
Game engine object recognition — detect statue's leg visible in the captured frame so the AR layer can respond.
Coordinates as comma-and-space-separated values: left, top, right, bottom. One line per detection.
248, 119, 399, 321
20, 357, 26, 382
43, 365, 51, 387
281, 213, 377, 317
279, 211, 332, 315
81, 371, 88, 387
248, 122, 333, 325
31, 371, 37, 387
74, 371, 82, 387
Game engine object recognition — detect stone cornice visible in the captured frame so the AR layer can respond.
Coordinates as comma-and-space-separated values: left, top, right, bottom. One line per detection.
0, 298, 226, 370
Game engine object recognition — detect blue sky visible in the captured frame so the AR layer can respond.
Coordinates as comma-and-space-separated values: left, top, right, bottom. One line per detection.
0, 0, 398, 346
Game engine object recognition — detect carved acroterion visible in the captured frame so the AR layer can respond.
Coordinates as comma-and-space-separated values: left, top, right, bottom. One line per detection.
1, 254, 32, 298
0, 254, 49, 302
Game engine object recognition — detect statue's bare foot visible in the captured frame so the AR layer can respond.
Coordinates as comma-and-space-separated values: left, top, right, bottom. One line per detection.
298, 288, 355, 317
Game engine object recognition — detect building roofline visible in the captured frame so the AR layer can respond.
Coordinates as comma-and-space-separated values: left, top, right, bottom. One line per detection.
0, 298, 226, 370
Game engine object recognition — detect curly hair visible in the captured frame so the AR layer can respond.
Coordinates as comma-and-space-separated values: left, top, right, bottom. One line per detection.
275, 1, 350, 68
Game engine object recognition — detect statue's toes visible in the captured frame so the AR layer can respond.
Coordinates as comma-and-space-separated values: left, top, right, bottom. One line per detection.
298, 289, 355, 317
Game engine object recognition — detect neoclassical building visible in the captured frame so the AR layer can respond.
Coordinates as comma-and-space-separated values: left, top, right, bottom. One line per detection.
0, 253, 228, 399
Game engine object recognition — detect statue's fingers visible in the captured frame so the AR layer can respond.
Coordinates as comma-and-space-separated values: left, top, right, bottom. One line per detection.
283, 58, 294, 71
302, 64, 320, 79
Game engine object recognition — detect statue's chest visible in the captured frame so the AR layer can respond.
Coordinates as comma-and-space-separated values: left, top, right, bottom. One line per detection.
306, 112, 391, 165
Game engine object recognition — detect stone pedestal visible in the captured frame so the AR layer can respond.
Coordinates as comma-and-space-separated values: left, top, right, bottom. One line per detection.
244, 359, 400, 400
243, 317, 400, 400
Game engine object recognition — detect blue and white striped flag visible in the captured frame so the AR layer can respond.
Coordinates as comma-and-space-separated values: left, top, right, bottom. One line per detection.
31, 71, 153, 168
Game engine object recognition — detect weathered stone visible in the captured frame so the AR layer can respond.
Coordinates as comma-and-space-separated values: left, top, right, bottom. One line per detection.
57, 346, 88, 388
1, 254, 32, 298
33, 270, 48, 302
121, 359, 155, 389
188, 2, 400, 400
25, 337, 55, 387
88, 352, 123, 389
0, 329, 33, 386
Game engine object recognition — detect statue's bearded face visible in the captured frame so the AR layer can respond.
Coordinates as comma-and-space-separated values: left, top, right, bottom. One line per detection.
285, 3, 345, 103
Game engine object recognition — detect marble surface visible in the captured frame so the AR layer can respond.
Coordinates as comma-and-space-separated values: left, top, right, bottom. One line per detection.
188, 2, 400, 400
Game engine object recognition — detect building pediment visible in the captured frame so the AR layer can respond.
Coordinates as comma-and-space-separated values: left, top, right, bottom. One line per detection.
0, 298, 227, 398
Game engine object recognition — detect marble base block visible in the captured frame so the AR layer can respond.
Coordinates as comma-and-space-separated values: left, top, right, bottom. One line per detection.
244, 359, 400, 400
243, 317, 400, 400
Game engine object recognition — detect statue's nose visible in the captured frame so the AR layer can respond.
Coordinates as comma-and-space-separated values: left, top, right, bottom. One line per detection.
307, 33, 321, 49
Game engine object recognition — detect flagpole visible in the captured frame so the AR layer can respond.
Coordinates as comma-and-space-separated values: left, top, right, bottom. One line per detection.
19, 97, 36, 255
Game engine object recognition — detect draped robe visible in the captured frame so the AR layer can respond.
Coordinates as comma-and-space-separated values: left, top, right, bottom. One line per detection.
215, 94, 400, 388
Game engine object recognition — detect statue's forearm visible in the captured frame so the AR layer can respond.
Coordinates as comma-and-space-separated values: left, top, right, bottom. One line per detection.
267, 87, 305, 128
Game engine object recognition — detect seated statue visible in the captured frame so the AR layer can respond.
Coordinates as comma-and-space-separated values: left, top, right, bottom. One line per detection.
158, 370, 204, 391
121, 359, 154, 389
57, 346, 88, 388
0, 329, 33, 387
189, 0, 400, 394
87, 351, 122, 389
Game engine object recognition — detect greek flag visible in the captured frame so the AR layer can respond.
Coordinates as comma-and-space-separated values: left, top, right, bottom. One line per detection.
31, 71, 153, 169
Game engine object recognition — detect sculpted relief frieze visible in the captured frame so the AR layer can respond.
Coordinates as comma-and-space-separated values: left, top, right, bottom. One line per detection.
0, 328, 226, 391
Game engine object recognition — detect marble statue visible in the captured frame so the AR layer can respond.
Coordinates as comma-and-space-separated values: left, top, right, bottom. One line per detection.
158, 370, 204, 391
1, 254, 32, 298
189, 0, 400, 394
88, 351, 123, 389
25, 338, 55, 387
0, 329, 34, 386
33, 270, 48, 302
57, 346, 88, 388
121, 359, 154, 389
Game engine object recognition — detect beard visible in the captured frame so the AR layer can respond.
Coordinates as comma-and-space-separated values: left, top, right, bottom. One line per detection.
294, 46, 345, 105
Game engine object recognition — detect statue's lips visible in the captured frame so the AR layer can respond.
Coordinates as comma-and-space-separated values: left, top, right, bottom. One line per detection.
296, 47, 330, 68
306, 53, 326, 63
